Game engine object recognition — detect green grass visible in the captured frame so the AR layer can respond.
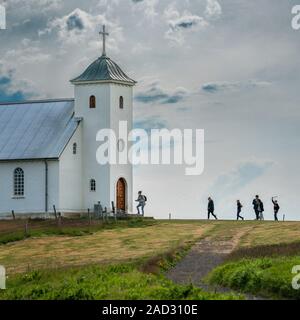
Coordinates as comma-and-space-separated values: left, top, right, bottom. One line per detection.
207, 256, 300, 299
0, 263, 241, 300
0, 218, 157, 245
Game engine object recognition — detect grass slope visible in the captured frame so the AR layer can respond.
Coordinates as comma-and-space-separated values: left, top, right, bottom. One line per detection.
207, 256, 300, 299
0, 263, 241, 300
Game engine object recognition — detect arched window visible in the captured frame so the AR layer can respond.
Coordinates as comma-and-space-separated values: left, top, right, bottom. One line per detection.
14, 168, 24, 196
119, 96, 124, 109
73, 143, 77, 155
89, 95, 96, 109
90, 179, 96, 192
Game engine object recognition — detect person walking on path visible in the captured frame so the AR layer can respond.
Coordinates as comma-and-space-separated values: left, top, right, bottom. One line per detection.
208, 197, 218, 220
252, 195, 264, 220
237, 200, 244, 221
136, 191, 147, 216
272, 197, 280, 221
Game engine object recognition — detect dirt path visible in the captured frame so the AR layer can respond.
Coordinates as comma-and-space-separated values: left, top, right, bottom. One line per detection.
166, 227, 263, 299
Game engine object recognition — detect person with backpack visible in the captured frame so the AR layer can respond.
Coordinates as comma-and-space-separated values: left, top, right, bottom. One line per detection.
136, 191, 147, 216
237, 200, 244, 221
272, 197, 280, 221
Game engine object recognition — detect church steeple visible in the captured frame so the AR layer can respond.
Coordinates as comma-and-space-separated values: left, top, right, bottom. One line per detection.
70, 26, 136, 86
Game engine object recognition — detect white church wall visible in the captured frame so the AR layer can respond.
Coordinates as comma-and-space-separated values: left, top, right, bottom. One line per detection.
47, 160, 59, 212
74, 84, 111, 210
58, 125, 83, 213
110, 84, 133, 213
0, 160, 59, 216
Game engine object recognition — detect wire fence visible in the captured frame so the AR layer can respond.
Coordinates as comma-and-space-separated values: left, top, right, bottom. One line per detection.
0, 205, 138, 241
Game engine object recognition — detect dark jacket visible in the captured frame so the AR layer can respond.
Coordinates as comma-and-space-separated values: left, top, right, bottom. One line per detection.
237, 203, 243, 212
208, 199, 214, 211
272, 200, 280, 211
253, 199, 264, 212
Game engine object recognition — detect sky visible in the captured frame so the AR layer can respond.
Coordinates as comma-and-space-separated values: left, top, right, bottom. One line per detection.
0, 0, 299, 220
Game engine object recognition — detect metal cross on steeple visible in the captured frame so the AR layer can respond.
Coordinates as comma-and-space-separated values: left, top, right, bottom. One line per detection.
99, 25, 109, 56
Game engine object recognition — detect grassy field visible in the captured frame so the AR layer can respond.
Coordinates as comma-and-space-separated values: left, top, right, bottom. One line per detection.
0, 219, 212, 274
0, 219, 300, 300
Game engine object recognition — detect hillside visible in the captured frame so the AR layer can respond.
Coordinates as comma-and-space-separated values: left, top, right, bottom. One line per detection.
0, 219, 300, 300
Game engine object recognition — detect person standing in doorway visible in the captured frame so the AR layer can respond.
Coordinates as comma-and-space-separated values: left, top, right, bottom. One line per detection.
208, 197, 218, 220
136, 191, 147, 216
237, 200, 244, 221
272, 197, 280, 221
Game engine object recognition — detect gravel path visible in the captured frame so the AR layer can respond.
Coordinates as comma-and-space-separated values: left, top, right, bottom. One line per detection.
166, 229, 265, 299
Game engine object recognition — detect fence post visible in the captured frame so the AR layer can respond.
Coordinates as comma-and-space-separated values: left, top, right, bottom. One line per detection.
53, 205, 57, 220
112, 201, 117, 222
88, 208, 91, 226
58, 212, 62, 227
104, 207, 108, 222
24, 219, 29, 237
11, 210, 16, 220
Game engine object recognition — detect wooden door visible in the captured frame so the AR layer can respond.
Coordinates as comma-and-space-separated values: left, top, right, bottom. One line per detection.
116, 178, 126, 211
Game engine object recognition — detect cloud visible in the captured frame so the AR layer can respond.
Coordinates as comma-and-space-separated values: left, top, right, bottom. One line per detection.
209, 160, 273, 199
3, 39, 51, 65
134, 117, 167, 133
205, 0, 222, 20
131, 0, 158, 20
66, 12, 85, 31
202, 80, 272, 93
164, 4, 208, 44
135, 82, 189, 105
0, 69, 37, 102
39, 8, 123, 52
6, 0, 62, 16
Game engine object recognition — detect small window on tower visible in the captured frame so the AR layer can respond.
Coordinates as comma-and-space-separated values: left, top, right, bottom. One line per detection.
73, 143, 77, 155
119, 96, 124, 109
90, 95, 96, 109
90, 179, 96, 192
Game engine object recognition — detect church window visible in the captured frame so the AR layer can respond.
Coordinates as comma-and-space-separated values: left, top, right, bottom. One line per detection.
90, 95, 96, 109
14, 168, 24, 196
73, 143, 77, 155
119, 96, 124, 109
90, 179, 96, 192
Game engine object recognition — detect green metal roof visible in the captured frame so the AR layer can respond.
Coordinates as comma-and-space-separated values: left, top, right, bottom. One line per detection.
70, 54, 136, 86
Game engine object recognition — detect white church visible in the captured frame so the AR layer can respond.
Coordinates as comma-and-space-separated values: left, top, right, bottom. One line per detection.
0, 26, 136, 217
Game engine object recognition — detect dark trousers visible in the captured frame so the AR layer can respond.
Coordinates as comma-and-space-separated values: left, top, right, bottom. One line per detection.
237, 210, 244, 220
208, 210, 217, 220
274, 209, 279, 221
254, 209, 260, 220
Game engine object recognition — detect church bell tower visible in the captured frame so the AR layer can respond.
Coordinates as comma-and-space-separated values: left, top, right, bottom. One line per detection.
70, 25, 136, 213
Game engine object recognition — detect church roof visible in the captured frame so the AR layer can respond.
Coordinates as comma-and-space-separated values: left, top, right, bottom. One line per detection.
70, 54, 136, 86
0, 99, 80, 161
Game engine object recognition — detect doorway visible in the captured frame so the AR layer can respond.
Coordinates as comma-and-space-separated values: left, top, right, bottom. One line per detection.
116, 178, 127, 211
